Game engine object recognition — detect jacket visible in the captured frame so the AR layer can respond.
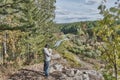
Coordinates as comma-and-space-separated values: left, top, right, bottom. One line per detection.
43, 48, 52, 61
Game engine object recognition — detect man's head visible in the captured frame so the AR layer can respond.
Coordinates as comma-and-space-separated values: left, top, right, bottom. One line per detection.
45, 44, 49, 48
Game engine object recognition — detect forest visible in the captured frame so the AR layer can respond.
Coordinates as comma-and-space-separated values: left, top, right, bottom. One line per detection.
0, 0, 120, 80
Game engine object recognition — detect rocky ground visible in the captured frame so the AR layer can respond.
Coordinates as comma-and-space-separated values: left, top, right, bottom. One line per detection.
0, 53, 105, 80
7, 66, 104, 80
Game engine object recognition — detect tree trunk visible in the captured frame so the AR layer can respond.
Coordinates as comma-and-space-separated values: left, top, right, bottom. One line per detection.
113, 63, 118, 80
2, 32, 7, 65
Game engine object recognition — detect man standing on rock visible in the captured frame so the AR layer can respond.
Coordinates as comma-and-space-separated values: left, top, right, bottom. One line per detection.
43, 44, 52, 77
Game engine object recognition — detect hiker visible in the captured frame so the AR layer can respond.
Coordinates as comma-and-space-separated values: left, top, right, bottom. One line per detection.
43, 44, 52, 77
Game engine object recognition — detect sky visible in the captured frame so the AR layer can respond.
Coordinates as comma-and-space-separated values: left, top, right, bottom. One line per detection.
54, 0, 116, 23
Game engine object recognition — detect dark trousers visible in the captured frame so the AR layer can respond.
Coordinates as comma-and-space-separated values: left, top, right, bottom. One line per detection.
44, 61, 50, 77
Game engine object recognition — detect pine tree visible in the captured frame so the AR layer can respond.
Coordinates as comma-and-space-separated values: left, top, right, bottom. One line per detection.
0, 0, 56, 65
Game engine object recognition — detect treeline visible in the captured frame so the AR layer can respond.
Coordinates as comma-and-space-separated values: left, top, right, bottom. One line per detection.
58, 21, 96, 37
58, 19, 120, 36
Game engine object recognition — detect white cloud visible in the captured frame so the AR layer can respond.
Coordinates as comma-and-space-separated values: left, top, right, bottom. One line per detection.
85, 0, 103, 4
55, 0, 114, 23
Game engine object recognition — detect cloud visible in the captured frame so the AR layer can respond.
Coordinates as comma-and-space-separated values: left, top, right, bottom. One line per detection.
85, 0, 103, 4
55, 0, 113, 23
55, 10, 103, 23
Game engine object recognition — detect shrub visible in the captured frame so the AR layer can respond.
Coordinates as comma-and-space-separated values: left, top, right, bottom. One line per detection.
62, 51, 81, 67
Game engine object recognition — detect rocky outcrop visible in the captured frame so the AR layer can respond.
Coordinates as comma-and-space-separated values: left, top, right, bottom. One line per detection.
49, 63, 104, 80
8, 66, 104, 80
8, 53, 104, 80
49, 53, 104, 80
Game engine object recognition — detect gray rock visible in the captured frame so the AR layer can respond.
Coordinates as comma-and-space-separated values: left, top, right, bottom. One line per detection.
74, 69, 82, 76
50, 67, 56, 73
52, 54, 61, 60
65, 69, 75, 77
54, 64, 63, 71
62, 69, 104, 80
59, 74, 67, 80
65, 77, 74, 80
50, 64, 63, 73
83, 72, 90, 80
73, 76, 83, 80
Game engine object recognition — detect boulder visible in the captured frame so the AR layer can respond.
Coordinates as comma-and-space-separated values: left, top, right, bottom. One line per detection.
56, 68, 104, 80
50, 63, 63, 73
65, 69, 75, 77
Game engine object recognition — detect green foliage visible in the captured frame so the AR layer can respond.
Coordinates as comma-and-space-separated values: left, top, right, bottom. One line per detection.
66, 33, 99, 58
103, 72, 116, 80
61, 24, 78, 34
0, 0, 56, 66
95, 1, 120, 80
55, 40, 81, 67
63, 51, 81, 67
